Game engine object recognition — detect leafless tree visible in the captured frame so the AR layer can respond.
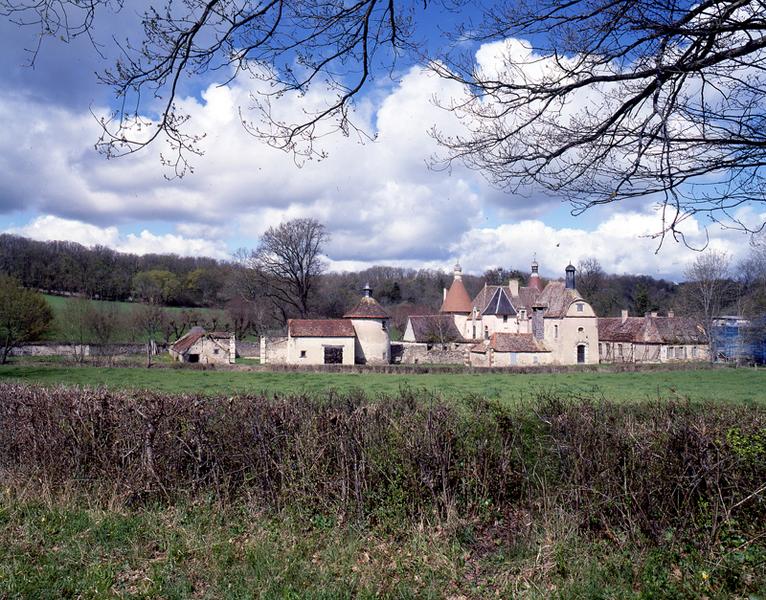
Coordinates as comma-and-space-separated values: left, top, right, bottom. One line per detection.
60, 296, 91, 363
576, 258, 605, 302
432, 0, 766, 241
7, 0, 766, 235
2, 0, 420, 175
242, 218, 328, 322
132, 303, 168, 366
681, 249, 734, 355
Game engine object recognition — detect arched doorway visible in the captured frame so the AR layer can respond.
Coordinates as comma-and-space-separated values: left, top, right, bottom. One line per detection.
577, 344, 586, 364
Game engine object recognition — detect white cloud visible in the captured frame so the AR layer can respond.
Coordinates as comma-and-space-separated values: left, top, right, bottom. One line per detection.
5, 215, 230, 259
0, 41, 758, 279
450, 211, 753, 281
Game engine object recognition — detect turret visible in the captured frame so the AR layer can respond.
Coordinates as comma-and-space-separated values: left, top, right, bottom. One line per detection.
565, 263, 576, 290
529, 256, 542, 291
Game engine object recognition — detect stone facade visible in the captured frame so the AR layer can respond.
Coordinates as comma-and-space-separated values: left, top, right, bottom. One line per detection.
169, 327, 235, 365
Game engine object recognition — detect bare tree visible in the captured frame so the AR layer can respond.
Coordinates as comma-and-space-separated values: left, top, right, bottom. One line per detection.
7, 0, 766, 234
433, 0, 766, 240
576, 258, 605, 302
243, 218, 328, 322
60, 296, 91, 363
132, 303, 167, 366
681, 250, 734, 356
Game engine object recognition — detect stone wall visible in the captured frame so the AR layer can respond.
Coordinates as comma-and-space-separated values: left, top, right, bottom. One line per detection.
237, 341, 260, 359
10, 342, 152, 357
261, 336, 288, 365
394, 342, 470, 365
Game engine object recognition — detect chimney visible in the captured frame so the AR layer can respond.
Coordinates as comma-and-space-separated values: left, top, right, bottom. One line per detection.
651, 311, 658, 318
509, 278, 520, 297
621, 309, 629, 323
565, 264, 576, 289
667, 310, 674, 318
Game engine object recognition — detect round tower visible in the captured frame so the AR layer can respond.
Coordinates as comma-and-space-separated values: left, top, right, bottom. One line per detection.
343, 283, 391, 365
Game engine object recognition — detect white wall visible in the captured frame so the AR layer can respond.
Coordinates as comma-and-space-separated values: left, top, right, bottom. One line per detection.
350, 319, 391, 365
287, 336, 356, 365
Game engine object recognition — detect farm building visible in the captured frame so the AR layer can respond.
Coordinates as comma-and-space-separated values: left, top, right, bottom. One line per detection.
286, 319, 357, 365
268, 284, 391, 366
169, 327, 236, 365
597, 311, 709, 363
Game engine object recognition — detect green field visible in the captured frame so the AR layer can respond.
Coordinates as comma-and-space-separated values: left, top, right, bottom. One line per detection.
1, 363, 765, 405
41, 294, 224, 343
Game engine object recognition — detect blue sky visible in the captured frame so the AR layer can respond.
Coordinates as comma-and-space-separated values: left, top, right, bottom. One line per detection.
0, 2, 760, 281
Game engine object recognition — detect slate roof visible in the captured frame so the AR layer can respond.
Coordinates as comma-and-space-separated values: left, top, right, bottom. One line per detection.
440, 277, 473, 313
407, 315, 466, 343
470, 333, 549, 354
472, 284, 544, 316
288, 319, 356, 338
343, 296, 390, 319
534, 281, 582, 318
482, 287, 517, 316
598, 316, 707, 344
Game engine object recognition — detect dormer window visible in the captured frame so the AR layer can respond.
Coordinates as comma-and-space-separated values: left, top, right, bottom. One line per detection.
503, 315, 508, 324
520, 310, 526, 319
576, 303, 584, 312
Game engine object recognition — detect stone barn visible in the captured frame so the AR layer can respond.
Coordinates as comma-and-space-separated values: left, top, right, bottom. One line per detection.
169, 327, 236, 365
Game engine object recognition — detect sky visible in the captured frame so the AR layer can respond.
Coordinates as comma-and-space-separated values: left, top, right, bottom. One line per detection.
0, 3, 762, 282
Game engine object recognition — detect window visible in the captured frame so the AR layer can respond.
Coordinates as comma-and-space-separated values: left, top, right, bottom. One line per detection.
577, 327, 584, 333
576, 303, 584, 312
213, 348, 220, 355
554, 325, 559, 339
599, 343, 603, 357
484, 327, 489, 340
617, 344, 623, 358
692, 346, 698, 358
300, 350, 307, 358
533, 355, 539, 365
382, 321, 387, 331
520, 310, 526, 319
503, 315, 508, 324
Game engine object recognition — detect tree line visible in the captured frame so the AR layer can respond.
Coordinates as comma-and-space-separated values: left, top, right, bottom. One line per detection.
3, 219, 766, 355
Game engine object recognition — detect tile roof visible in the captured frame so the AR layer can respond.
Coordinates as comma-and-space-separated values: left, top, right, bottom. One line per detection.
171, 327, 233, 354
171, 327, 206, 354
598, 316, 707, 344
470, 333, 549, 354
440, 277, 473, 313
288, 319, 356, 338
343, 296, 390, 319
407, 315, 466, 343
482, 287, 517, 316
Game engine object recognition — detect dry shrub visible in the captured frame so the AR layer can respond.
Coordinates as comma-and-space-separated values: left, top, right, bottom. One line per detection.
0, 384, 763, 545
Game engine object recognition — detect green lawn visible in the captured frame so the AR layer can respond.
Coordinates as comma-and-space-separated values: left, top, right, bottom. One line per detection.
1, 364, 765, 405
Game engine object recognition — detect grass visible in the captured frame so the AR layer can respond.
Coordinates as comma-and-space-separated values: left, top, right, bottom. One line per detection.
41, 294, 224, 343
1, 499, 762, 599
1, 363, 765, 405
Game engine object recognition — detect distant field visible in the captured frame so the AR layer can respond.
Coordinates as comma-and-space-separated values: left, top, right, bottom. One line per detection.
1, 364, 764, 405
41, 294, 224, 343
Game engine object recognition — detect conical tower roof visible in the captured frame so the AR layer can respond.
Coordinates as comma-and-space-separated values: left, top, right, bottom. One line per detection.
440, 263, 472, 314
343, 283, 390, 319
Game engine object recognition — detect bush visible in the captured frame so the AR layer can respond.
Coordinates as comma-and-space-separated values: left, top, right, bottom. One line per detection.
0, 384, 763, 547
